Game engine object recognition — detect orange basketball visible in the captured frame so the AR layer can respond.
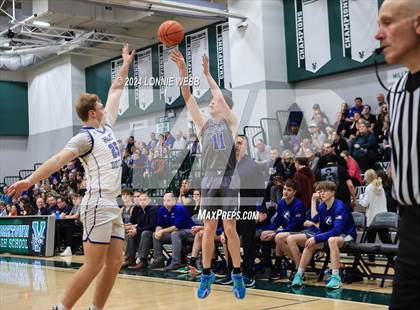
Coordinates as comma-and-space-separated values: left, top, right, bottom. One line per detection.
157, 20, 184, 47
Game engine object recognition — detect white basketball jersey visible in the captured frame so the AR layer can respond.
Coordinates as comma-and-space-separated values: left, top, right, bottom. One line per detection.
79, 123, 122, 199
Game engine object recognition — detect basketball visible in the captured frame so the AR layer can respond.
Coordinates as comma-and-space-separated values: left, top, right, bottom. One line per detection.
157, 20, 184, 46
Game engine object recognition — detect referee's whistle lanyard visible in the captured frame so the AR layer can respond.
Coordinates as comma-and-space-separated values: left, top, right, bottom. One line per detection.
373, 47, 405, 95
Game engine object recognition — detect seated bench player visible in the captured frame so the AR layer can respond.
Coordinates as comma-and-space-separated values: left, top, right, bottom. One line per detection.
180, 220, 225, 277
124, 192, 158, 270
288, 181, 356, 289
149, 192, 194, 271
259, 179, 305, 279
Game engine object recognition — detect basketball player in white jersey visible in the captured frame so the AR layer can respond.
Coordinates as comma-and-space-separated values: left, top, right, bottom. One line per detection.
7, 44, 135, 310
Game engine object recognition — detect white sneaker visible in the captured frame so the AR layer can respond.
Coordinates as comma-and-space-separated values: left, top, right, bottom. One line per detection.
60, 247, 72, 256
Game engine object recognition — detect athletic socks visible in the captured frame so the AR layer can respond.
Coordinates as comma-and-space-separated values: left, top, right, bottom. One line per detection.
189, 257, 197, 268
297, 267, 305, 275
88, 305, 103, 310
332, 269, 340, 276
233, 267, 241, 275
52, 304, 68, 310
203, 268, 211, 275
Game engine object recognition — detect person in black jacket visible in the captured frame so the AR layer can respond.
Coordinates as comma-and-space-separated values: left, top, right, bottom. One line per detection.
122, 192, 158, 269
218, 136, 265, 287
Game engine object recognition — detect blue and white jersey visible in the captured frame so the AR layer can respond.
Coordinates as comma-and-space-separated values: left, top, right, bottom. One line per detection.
64, 115, 121, 199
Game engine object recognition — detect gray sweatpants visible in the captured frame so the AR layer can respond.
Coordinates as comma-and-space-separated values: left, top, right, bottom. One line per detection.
152, 229, 193, 265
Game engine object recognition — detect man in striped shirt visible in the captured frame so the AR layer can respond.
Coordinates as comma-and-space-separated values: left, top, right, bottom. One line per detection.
375, 1, 420, 309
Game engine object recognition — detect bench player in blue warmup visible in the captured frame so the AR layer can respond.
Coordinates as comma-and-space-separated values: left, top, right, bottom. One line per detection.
288, 181, 356, 289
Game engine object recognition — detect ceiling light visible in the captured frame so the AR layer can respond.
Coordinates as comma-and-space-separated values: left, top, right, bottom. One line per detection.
33, 21, 51, 27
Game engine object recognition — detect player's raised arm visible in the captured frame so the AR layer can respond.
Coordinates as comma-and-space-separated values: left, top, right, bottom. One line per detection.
6, 149, 77, 198
202, 54, 237, 130
171, 49, 206, 135
105, 43, 135, 125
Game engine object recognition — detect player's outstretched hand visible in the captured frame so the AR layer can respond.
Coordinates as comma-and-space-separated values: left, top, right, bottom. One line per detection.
202, 54, 209, 76
122, 43, 135, 66
170, 49, 187, 71
6, 179, 31, 198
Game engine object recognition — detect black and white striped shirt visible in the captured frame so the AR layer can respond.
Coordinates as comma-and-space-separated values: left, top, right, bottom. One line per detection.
388, 71, 420, 206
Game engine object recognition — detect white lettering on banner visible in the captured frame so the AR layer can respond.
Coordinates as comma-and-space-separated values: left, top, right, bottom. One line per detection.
296, 12, 305, 61
0, 225, 30, 238
342, 0, 351, 48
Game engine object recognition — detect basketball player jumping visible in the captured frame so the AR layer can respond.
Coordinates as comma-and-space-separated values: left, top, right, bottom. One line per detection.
171, 50, 246, 299
7, 43, 135, 310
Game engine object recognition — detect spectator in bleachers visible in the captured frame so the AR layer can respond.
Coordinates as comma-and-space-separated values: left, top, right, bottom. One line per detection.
67, 172, 78, 192
124, 192, 159, 270
347, 111, 361, 138
57, 196, 72, 218
293, 157, 315, 209
147, 132, 158, 150
335, 102, 350, 137
340, 151, 363, 186
331, 131, 348, 155
157, 134, 166, 155
259, 179, 305, 279
152, 150, 168, 183
270, 176, 283, 208
289, 181, 356, 289
316, 141, 347, 171
278, 150, 296, 182
46, 195, 58, 215
59, 192, 82, 257
164, 131, 175, 148
0, 186, 11, 204
173, 131, 187, 150
375, 104, 389, 139
362, 105, 377, 130
149, 192, 194, 271
308, 123, 326, 153
126, 136, 135, 155
311, 103, 330, 125
0, 201, 7, 216
318, 154, 357, 210
9, 205, 19, 216
186, 189, 201, 218
266, 147, 280, 178
325, 126, 335, 141
255, 139, 271, 166
350, 119, 378, 172
120, 188, 137, 225
143, 153, 155, 188
177, 179, 193, 206
187, 133, 201, 156
358, 170, 392, 250
348, 97, 364, 118
304, 148, 319, 174
284, 121, 302, 154
121, 149, 134, 187
376, 93, 386, 111
19, 197, 33, 215
35, 197, 50, 216
313, 112, 329, 134
297, 138, 316, 156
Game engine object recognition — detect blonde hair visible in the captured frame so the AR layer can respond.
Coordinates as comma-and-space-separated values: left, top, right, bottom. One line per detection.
75, 93, 99, 121
364, 169, 382, 187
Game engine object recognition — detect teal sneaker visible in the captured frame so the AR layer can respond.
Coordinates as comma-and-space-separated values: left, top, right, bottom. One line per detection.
231, 272, 246, 299
291, 272, 303, 287
197, 272, 216, 299
326, 274, 342, 289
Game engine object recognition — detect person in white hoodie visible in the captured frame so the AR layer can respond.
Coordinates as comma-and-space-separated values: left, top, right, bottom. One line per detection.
358, 169, 393, 249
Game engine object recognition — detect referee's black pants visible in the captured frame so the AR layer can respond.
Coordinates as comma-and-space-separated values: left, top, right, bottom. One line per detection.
226, 206, 257, 279
390, 206, 420, 310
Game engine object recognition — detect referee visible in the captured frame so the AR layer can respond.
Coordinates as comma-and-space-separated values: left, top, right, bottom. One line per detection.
375, 1, 420, 309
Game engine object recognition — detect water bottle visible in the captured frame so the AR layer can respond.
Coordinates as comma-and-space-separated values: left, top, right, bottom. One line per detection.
55, 210, 60, 220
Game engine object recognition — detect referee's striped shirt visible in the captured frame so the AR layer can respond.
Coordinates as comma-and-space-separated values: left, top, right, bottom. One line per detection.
388, 71, 420, 206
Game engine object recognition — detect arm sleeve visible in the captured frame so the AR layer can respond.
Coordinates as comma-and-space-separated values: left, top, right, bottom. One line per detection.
358, 186, 371, 208
63, 131, 93, 157
269, 209, 282, 230
314, 207, 347, 243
